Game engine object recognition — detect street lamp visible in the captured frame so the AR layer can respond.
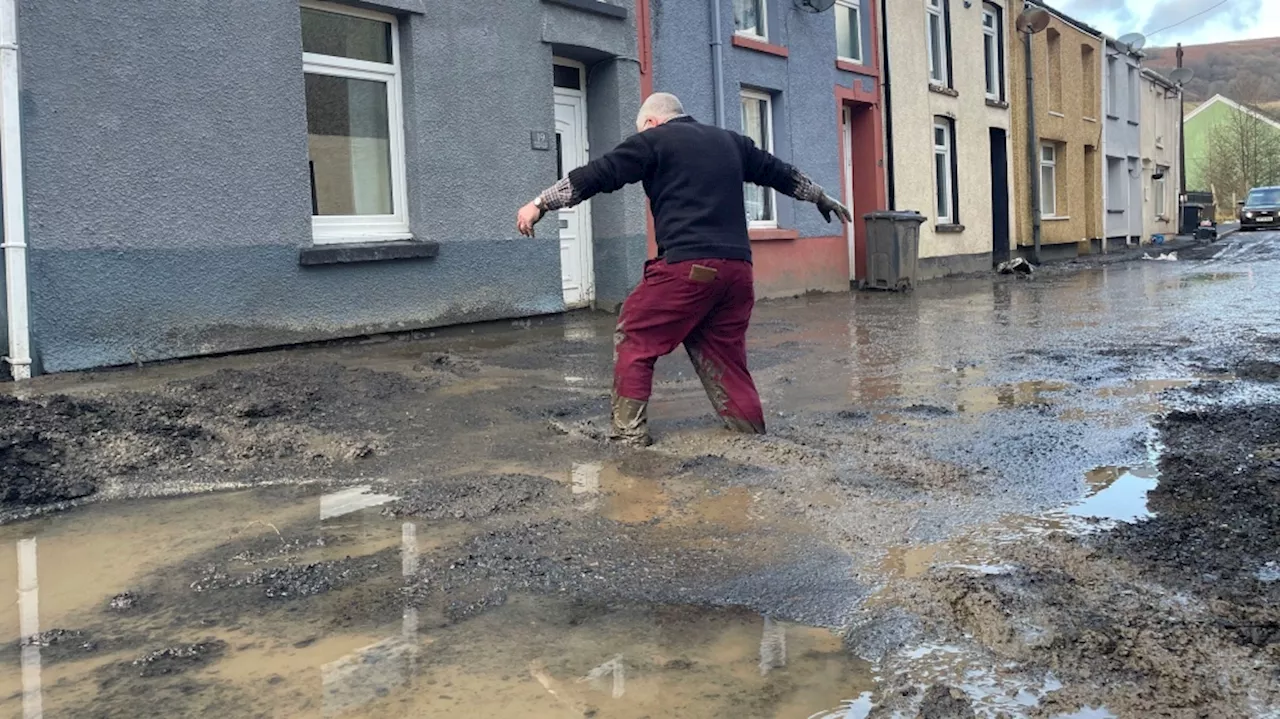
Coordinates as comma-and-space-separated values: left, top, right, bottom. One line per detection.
1017, 6, 1051, 264
1170, 55, 1194, 234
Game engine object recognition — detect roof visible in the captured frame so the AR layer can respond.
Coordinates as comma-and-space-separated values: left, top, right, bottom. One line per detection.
1141, 68, 1179, 91
1026, 0, 1105, 39
1184, 94, 1280, 131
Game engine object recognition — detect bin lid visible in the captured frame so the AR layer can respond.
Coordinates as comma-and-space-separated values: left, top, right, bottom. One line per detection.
1183, 202, 1205, 209
863, 211, 927, 223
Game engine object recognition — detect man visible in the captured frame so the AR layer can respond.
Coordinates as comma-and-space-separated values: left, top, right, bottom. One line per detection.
517, 93, 851, 447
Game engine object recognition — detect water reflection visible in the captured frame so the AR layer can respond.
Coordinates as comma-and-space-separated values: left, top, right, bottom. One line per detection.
18, 537, 43, 719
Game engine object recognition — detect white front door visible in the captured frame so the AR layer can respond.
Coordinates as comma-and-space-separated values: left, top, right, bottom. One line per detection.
842, 105, 857, 282
554, 66, 593, 308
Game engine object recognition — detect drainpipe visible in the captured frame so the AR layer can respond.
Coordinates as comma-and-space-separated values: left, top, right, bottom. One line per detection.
0, 0, 30, 380
1024, 30, 1042, 265
879, 0, 895, 209
709, 0, 726, 127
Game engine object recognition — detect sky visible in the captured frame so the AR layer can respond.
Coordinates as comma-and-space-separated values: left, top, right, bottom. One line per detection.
1052, 0, 1279, 47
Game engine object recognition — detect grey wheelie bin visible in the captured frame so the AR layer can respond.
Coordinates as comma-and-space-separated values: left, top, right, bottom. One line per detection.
863, 211, 926, 291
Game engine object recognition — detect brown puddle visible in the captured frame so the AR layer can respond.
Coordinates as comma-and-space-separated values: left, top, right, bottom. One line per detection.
0, 484, 871, 718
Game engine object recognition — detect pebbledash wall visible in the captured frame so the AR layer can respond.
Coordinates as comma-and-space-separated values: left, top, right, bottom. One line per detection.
650, 0, 885, 298
13, 0, 647, 374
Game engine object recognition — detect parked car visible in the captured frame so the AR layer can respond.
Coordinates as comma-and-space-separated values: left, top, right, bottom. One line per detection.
1239, 186, 1280, 231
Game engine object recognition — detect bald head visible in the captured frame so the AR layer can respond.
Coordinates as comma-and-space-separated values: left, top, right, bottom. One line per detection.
636, 92, 686, 133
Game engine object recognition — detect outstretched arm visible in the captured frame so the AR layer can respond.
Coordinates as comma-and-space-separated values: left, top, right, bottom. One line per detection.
517, 133, 654, 237
737, 135, 853, 224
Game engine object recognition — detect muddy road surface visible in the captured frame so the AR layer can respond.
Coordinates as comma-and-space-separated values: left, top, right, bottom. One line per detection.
4, 230, 1280, 717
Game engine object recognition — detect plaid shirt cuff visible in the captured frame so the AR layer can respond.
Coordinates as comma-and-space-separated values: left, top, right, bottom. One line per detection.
790, 170, 826, 203
538, 177, 577, 211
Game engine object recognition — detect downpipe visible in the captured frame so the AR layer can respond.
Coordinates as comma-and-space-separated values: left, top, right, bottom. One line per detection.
709, 0, 726, 127
0, 0, 31, 380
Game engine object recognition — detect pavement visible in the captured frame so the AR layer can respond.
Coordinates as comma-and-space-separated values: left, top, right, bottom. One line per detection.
2, 227, 1280, 718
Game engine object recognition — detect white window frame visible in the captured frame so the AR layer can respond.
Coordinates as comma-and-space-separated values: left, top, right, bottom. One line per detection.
836, 0, 863, 65
926, 0, 950, 87
1106, 55, 1119, 118
1153, 170, 1167, 218
982, 4, 1001, 101
1040, 143, 1058, 218
933, 118, 954, 224
741, 89, 777, 229
734, 0, 768, 40
302, 0, 410, 245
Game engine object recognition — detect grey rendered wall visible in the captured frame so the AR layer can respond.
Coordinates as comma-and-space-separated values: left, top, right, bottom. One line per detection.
1103, 46, 1142, 238
17, 0, 638, 374
652, 0, 871, 241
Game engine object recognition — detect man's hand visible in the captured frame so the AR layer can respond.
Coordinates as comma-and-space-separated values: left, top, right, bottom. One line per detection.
816, 193, 853, 224
517, 201, 546, 237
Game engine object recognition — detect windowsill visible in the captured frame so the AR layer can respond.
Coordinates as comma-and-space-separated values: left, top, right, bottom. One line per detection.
1107, 209, 1125, 214
929, 84, 959, 97
1127, 120, 1140, 126
541, 0, 628, 18
749, 227, 800, 241
298, 238, 439, 266
1106, 114, 1121, 120
732, 34, 789, 58
935, 223, 965, 234
985, 98, 1009, 109
1084, 117, 1098, 123
836, 58, 877, 76
1042, 216, 1070, 221
1048, 110, 1065, 118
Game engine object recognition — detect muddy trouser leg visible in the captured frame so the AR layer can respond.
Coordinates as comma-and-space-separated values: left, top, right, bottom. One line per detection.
613, 259, 719, 441
684, 261, 765, 434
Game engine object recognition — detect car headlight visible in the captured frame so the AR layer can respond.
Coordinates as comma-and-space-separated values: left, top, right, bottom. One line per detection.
1246, 211, 1255, 219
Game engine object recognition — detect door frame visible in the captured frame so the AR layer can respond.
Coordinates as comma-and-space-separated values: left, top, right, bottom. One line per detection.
989, 127, 1011, 264
552, 58, 594, 308
842, 105, 857, 282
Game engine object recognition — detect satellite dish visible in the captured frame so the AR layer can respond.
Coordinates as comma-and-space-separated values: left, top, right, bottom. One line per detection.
1170, 67, 1195, 85
1117, 32, 1147, 52
1016, 8, 1051, 34
793, 0, 836, 12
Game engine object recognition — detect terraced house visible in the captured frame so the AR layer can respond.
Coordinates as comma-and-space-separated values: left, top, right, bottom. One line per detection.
1009, 2, 1105, 260
883, 0, 1017, 275
651, 0, 887, 296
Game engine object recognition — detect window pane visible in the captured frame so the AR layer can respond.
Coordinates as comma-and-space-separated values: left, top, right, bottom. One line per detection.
935, 151, 949, 217
928, 15, 944, 81
837, 4, 861, 60
1042, 145, 1055, 163
735, 0, 761, 35
1041, 167, 1055, 214
934, 127, 945, 146
306, 73, 393, 216
553, 65, 581, 90
984, 35, 997, 94
742, 95, 772, 222
302, 8, 392, 63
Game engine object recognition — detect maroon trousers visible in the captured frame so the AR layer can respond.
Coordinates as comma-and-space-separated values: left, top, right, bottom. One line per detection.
614, 258, 765, 433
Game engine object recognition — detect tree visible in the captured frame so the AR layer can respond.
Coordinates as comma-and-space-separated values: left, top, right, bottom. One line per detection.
1198, 91, 1280, 211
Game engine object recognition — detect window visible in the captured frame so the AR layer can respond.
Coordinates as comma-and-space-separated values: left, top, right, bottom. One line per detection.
1106, 156, 1125, 210
926, 0, 950, 87
982, 4, 1004, 101
1153, 168, 1168, 218
1106, 55, 1119, 118
734, 0, 766, 38
1041, 143, 1058, 217
302, 1, 409, 244
1046, 29, 1062, 113
1127, 66, 1139, 121
933, 118, 956, 224
741, 91, 775, 226
836, 0, 863, 63
1081, 45, 1097, 119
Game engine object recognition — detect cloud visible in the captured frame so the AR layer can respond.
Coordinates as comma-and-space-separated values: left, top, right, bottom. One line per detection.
1054, 0, 1265, 42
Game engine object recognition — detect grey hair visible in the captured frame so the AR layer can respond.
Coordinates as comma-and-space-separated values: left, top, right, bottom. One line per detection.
636, 92, 685, 131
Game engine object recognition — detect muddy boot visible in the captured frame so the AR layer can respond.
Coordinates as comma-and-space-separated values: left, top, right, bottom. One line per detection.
609, 395, 653, 447
722, 415, 766, 435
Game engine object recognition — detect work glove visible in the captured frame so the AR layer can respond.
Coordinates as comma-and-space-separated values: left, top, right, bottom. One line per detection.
816, 193, 853, 224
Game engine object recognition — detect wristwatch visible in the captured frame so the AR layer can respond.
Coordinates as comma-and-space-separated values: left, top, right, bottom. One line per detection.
532, 196, 548, 219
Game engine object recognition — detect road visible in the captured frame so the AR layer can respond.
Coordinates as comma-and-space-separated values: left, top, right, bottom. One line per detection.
2, 230, 1280, 718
